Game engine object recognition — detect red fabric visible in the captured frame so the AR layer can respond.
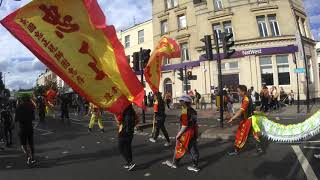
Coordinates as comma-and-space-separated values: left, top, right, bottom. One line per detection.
0, 8, 130, 114
175, 129, 193, 159
153, 101, 158, 113
240, 96, 249, 112
234, 119, 252, 150
181, 114, 188, 127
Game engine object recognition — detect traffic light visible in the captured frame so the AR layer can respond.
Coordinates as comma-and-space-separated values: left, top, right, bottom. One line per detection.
178, 68, 184, 81
204, 35, 213, 60
142, 49, 151, 67
187, 71, 192, 80
132, 52, 140, 71
222, 32, 235, 59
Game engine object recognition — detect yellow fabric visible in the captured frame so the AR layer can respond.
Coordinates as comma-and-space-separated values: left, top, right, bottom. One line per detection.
89, 114, 104, 129
251, 116, 261, 133
14, 0, 133, 109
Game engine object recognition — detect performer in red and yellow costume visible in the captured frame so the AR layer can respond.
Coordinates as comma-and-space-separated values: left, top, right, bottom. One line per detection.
87, 103, 104, 133
227, 85, 263, 156
164, 95, 200, 173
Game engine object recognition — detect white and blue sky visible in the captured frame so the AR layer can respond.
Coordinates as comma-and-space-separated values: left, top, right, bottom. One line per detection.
0, 0, 318, 90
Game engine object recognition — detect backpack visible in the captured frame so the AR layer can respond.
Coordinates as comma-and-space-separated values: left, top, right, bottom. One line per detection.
197, 93, 201, 99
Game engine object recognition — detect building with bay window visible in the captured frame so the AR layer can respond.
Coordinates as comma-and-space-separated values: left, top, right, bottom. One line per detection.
152, 0, 318, 101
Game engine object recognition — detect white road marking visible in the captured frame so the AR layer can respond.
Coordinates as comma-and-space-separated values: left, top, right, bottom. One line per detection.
303, 146, 320, 150
301, 141, 320, 144
291, 145, 318, 180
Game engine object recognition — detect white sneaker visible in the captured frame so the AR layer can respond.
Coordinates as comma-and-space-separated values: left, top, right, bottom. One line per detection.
149, 138, 156, 143
187, 165, 200, 172
164, 142, 171, 147
314, 154, 320, 159
165, 160, 177, 169
128, 163, 136, 171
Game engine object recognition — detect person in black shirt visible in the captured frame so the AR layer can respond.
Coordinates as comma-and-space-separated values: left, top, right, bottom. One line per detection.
60, 94, 70, 125
149, 92, 170, 146
115, 104, 138, 171
0, 104, 14, 147
37, 96, 46, 123
15, 96, 36, 165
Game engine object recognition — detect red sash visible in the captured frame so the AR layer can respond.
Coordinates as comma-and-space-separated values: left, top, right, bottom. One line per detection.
234, 119, 252, 150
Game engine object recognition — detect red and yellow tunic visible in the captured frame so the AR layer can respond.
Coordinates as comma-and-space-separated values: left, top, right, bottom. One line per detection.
235, 95, 252, 150
175, 107, 197, 159
153, 100, 158, 113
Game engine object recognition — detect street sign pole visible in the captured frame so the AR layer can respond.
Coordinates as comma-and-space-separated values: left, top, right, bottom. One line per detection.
214, 31, 224, 128
293, 53, 300, 113
184, 66, 188, 93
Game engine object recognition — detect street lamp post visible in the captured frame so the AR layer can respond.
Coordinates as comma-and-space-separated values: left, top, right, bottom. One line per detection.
3, 72, 10, 88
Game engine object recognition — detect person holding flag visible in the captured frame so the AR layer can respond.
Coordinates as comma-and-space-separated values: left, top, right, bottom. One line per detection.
149, 92, 171, 146
164, 95, 200, 173
115, 104, 139, 171
87, 103, 104, 133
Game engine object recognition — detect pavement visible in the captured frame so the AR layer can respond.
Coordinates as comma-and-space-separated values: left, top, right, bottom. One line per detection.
0, 104, 320, 179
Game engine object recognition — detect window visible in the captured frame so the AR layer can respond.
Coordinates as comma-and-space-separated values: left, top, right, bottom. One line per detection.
138, 30, 144, 44
181, 43, 190, 61
257, 16, 268, 37
161, 20, 168, 34
276, 55, 290, 85
165, 0, 178, 10
214, 0, 223, 11
260, 56, 273, 85
223, 21, 234, 40
193, 0, 205, 4
125, 35, 130, 48
318, 63, 320, 80
213, 23, 222, 44
221, 63, 226, 70
229, 62, 238, 69
163, 57, 170, 65
268, 15, 280, 37
178, 15, 187, 30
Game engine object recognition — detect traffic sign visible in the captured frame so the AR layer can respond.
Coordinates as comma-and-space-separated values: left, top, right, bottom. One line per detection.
294, 68, 305, 73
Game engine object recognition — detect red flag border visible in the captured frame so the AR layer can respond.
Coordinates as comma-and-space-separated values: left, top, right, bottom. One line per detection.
0, 9, 130, 114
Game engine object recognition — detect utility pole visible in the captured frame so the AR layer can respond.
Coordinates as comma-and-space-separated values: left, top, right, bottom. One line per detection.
289, 0, 310, 113
213, 32, 224, 128
293, 53, 300, 113
184, 66, 188, 93
139, 47, 146, 123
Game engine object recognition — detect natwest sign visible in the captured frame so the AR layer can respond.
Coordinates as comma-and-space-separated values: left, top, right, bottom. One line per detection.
241, 49, 262, 56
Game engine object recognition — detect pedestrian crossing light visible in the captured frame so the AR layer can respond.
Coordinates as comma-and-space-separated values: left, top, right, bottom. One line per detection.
132, 52, 140, 72
178, 68, 184, 81
187, 71, 192, 80
222, 32, 235, 59
142, 49, 151, 68
204, 35, 213, 60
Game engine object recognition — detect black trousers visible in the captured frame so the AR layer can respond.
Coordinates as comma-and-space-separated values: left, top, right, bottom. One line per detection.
118, 134, 133, 164
39, 109, 45, 122
174, 137, 199, 166
19, 129, 34, 155
153, 118, 170, 143
166, 100, 171, 109
4, 125, 12, 145
260, 98, 269, 112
